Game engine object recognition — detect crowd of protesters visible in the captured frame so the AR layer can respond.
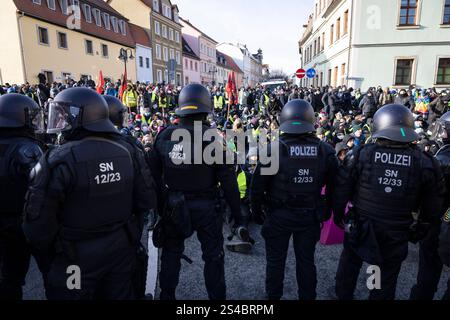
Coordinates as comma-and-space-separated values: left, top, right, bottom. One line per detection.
1, 77, 449, 161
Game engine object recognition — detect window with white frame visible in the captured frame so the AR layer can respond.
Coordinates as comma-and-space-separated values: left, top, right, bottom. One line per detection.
169, 49, 174, 60
155, 44, 161, 59
111, 16, 118, 33
163, 47, 168, 61
33, 0, 41, 5
47, 0, 56, 10
157, 70, 163, 83
176, 51, 181, 64
162, 4, 172, 19
169, 28, 174, 41
162, 25, 167, 38
70, 0, 80, 19
103, 13, 110, 30
155, 21, 160, 35
83, 4, 91, 23
59, 0, 68, 15
118, 20, 126, 35
175, 31, 180, 43
153, 0, 159, 12
174, 11, 179, 23
93, 8, 101, 26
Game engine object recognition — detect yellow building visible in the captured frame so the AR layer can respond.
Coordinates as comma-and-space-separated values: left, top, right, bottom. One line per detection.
108, 0, 183, 85
0, 0, 138, 85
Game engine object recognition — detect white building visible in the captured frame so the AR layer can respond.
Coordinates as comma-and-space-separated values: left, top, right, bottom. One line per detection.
299, 0, 450, 91
129, 24, 153, 83
216, 43, 263, 87
182, 36, 201, 85
180, 18, 218, 85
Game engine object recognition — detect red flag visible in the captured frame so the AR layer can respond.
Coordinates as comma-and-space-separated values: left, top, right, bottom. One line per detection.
119, 69, 127, 100
96, 70, 105, 94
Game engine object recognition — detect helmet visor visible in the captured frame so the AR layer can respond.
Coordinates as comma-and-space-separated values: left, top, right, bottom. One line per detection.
29, 107, 45, 134
47, 102, 80, 134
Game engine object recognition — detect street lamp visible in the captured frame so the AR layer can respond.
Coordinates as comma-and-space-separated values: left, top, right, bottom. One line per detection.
118, 48, 134, 76
208, 66, 218, 86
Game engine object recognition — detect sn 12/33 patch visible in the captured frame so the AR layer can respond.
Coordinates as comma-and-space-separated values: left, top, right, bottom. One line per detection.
443, 208, 450, 223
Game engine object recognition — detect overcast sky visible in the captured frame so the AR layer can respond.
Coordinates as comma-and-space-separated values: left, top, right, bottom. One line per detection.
176, 0, 314, 75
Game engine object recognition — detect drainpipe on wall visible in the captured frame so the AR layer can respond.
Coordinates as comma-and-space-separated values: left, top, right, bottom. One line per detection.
17, 11, 28, 83
346, 0, 355, 88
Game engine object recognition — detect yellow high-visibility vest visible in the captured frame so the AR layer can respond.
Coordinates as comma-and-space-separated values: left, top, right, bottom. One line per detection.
214, 95, 224, 110
123, 90, 137, 107
237, 171, 247, 199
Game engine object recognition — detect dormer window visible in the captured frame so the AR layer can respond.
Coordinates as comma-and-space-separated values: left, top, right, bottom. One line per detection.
103, 13, 110, 30
110, 16, 118, 33
83, 4, 92, 23
70, 0, 80, 19
59, 0, 68, 15
118, 20, 126, 36
153, 0, 159, 12
93, 8, 102, 27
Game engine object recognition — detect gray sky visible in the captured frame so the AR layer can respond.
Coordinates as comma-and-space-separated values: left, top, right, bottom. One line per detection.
176, 0, 314, 74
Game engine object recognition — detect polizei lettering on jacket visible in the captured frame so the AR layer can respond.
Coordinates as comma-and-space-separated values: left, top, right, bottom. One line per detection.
374, 152, 411, 167
290, 145, 318, 158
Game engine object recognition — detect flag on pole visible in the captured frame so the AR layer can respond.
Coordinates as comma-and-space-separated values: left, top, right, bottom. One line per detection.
119, 69, 128, 100
96, 70, 105, 94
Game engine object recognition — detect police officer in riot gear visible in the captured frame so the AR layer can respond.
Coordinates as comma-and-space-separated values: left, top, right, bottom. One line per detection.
250, 99, 339, 300
0, 94, 45, 300
149, 83, 242, 300
438, 112, 450, 300
333, 104, 445, 300
23, 87, 156, 300
410, 111, 450, 300
104, 95, 128, 130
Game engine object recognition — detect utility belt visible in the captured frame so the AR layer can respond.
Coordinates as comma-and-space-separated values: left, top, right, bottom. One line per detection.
267, 194, 330, 222
56, 215, 140, 261
350, 207, 431, 244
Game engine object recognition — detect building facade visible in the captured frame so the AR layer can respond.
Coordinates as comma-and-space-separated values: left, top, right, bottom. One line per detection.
182, 36, 200, 85
216, 50, 244, 88
299, 0, 450, 91
108, 0, 183, 85
216, 43, 263, 87
180, 18, 218, 86
0, 0, 137, 85
130, 23, 153, 83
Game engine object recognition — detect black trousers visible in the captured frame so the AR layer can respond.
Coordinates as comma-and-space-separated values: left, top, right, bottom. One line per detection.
410, 223, 446, 300
46, 229, 136, 300
335, 227, 409, 300
262, 208, 321, 300
159, 199, 225, 300
0, 215, 49, 300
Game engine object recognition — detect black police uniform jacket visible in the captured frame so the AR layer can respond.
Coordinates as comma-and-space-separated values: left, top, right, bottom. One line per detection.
23, 131, 156, 254
437, 144, 450, 266
0, 132, 43, 215
333, 142, 446, 264
250, 133, 339, 223
148, 120, 241, 218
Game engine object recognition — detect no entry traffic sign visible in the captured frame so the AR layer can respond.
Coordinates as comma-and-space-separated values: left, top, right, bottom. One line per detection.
296, 69, 306, 79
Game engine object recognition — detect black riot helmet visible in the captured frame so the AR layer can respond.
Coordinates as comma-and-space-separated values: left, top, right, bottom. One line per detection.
432, 111, 450, 145
372, 104, 419, 143
176, 84, 212, 117
0, 93, 44, 132
47, 87, 116, 134
103, 95, 128, 129
279, 99, 316, 134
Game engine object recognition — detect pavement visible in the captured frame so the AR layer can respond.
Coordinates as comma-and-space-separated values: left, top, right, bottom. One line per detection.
24, 223, 450, 300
